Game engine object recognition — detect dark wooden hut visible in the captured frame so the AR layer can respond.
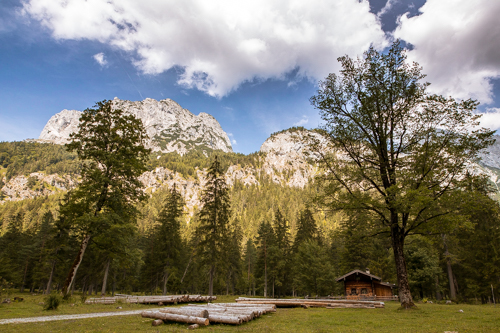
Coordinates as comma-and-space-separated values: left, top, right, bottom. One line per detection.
336, 269, 397, 301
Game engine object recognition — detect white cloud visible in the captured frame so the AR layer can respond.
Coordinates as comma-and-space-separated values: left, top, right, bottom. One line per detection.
93, 52, 107, 67
232, 139, 237, 145
478, 108, 500, 131
394, 0, 500, 104
22, 0, 387, 97
293, 115, 309, 126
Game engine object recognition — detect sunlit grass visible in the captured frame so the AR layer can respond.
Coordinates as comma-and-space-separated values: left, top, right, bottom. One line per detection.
1, 293, 499, 332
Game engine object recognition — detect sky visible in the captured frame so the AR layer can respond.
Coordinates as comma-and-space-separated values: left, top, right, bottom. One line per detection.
1, 0, 500, 154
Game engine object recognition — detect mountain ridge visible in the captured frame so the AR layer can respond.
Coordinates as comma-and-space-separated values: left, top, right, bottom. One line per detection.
38, 97, 232, 155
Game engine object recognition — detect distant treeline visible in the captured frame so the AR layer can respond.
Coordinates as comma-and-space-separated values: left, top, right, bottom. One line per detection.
0, 141, 263, 181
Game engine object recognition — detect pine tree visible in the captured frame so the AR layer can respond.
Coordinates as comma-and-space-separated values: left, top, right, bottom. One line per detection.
293, 208, 319, 252
156, 184, 185, 295
273, 209, 291, 296
195, 156, 231, 296
256, 221, 276, 297
242, 238, 257, 296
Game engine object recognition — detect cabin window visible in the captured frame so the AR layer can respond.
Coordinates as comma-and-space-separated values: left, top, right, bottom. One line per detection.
360, 288, 368, 294
350, 288, 357, 295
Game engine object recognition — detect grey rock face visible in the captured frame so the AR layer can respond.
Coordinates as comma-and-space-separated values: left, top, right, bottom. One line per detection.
39, 98, 232, 155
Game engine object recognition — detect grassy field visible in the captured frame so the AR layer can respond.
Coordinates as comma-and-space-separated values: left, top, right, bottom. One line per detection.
1, 293, 499, 332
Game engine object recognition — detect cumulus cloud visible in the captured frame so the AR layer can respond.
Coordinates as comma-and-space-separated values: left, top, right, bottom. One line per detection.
394, 0, 500, 104
22, 0, 387, 97
478, 108, 500, 131
293, 115, 309, 126
93, 52, 107, 66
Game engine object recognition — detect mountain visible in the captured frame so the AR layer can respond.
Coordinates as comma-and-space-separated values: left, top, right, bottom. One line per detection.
38, 97, 232, 155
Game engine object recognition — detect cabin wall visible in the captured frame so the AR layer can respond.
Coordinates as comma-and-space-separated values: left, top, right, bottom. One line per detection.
344, 281, 373, 296
373, 284, 393, 297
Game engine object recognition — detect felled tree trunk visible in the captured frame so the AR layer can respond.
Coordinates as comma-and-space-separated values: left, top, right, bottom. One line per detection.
141, 311, 209, 326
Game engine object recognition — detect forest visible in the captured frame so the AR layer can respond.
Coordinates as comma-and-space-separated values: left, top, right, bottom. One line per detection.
0, 141, 499, 303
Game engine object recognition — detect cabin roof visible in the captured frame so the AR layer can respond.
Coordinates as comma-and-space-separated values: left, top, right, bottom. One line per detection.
335, 269, 382, 282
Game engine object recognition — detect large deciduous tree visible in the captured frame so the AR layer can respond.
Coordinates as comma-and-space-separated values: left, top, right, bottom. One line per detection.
310, 41, 494, 308
60, 100, 150, 297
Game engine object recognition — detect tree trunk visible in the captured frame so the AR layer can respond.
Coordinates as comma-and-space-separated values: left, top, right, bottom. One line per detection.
112, 271, 117, 296
45, 259, 57, 294
391, 224, 415, 308
101, 259, 111, 296
442, 234, 457, 300
208, 265, 214, 297
162, 271, 169, 296
62, 234, 91, 297
20, 260, 29, 292
435, 276, 442, 301
264, 243, 267, 297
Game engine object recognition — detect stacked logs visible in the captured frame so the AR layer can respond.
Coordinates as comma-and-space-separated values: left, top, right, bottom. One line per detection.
141, 303, 275, 327
235, 297, 384, 309
85, 294, 216, 305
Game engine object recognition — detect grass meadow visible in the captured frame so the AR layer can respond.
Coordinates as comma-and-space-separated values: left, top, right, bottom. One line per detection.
1, 293, 499, 332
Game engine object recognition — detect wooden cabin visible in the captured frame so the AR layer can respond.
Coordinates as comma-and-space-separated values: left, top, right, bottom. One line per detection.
336, 269, 397, 301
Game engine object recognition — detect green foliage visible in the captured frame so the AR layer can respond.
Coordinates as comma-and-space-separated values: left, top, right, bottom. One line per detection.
59, 100, 151, 295
310, 40, 495, 307
195, 156, 232, 295
146, 150, 262, 179
0, 141, 81, 181
43, 294, 61, 310
294, 240, 335, 296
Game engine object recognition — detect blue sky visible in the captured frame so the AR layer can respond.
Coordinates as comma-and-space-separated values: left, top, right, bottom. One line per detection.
1, 0, 499, 154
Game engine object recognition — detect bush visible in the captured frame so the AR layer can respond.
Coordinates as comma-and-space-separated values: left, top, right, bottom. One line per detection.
44, 294, 61, 310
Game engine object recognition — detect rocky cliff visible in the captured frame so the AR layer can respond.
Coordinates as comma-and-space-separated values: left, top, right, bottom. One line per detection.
39, 97, 232, 155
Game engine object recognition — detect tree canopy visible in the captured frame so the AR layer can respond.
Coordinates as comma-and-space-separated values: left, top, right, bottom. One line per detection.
60, 100, 150, 296
310, 41, 495, 308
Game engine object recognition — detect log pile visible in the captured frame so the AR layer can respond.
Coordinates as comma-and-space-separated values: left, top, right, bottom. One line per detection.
141, 303, 275, 327
235, 297, 384, 309
85, 294, 216, 305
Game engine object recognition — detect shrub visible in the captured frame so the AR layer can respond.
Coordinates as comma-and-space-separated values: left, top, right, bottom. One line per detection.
44, 294, 61, 310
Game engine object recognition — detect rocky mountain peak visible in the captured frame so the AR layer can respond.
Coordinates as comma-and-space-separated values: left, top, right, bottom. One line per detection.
39, 98, 232, 155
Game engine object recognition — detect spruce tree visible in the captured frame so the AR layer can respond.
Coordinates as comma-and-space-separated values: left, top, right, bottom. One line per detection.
273, 209, 291, 296
256, 221, 276, 297
195, 156, 231, 296
293, 208, 319, 252
156, 184, 185, 295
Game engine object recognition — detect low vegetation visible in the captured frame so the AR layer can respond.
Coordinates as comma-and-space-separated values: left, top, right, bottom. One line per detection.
0, 294, 498, 332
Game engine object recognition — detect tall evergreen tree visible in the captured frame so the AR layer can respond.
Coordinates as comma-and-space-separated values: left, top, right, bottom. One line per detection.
256, 221, 276, 297
293, 208, 319, 252
157, 184, 185, 295
195, 156, 231, 296
242, 238, 257, 296
273, 209, 291, 296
